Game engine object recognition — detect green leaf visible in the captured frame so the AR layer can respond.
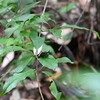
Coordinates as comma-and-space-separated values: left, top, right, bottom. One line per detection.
0, 38, 20, 46
39, 55, 58, 70
42, 44, 55, 53
0, 46, 25, 55
49, 29, 62, 38
50, 81, 61, 100
33, 17, 47, 24
6, 38, 16, 46
5, 25, 19, 37
61, 24, 89, 30
15, 14, 35, 22
59, 3, 75, 13
12, 52, 34, 72
30, 31, 45, 49
0, 38, 9, 45
57, 57, 73, 64
24, 43, 34, 50
0, 68, 34, 96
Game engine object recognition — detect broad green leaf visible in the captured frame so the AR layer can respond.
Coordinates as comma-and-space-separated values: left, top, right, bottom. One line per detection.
12, 57, 33, 72
50, 81, 61, 100
0, 68, 34, 95
0, 38, 20, 46
5, 25, 19, 37
24, 43, 34, 50
30, 31, 45, 49
6, 38, 16, 46
61, 24, 89, 30
0, 38, 19, 46
13, 23, 24, 37
39, 55, 58, 70
5, 46, 24, 52
0, 38, 9, 45
42, 44, 55, 53
57, 57, 73, 64
59, 3, 75, 13
49, 29, 62, 38
0, 46, 25, 55
15, 14, 35, 22
12, 52, 34, 72
33, 17, 47, 24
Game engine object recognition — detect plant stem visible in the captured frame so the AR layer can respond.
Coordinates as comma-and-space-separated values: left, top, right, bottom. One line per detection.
41, 0, 49, 17
35, 55, 44, 100
39, 0, 49, 37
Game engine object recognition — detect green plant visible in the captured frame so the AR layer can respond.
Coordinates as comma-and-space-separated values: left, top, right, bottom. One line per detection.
0, 0, 100, 100
0, 0, 73, 99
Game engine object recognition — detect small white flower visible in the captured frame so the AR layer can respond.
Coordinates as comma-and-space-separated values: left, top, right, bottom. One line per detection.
33, 45, 43, 55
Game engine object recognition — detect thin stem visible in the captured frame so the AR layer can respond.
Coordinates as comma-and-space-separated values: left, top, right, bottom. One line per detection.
35, 56, 44, 100
39, 0, 49, 36
41, 0, 49, 17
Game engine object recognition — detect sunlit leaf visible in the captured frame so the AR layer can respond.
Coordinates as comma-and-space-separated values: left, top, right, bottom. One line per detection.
0, 38, 19, 46
5, 25, 19, 37
15, 14, 35, 22
0, 68, 34, 96
30, 31, 45, 49
42, 44, 55, 53
50, 81, 61, 100
12, 52, 34, 72
39, 55, 58, 70
0, 46, 25, 55
57, 57, 73, 64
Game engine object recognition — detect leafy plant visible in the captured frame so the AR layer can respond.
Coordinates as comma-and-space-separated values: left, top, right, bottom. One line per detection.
0, 0, 73, 99
0, 0, 99, 100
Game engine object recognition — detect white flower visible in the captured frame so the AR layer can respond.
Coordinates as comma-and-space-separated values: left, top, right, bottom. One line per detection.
33, 45, 43, 55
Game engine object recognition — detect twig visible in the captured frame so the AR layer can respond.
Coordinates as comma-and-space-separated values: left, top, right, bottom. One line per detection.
90, 65, 98, 73
35, 55, 44, 100
41, 0, 49, 17
39, 0, 49, 36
